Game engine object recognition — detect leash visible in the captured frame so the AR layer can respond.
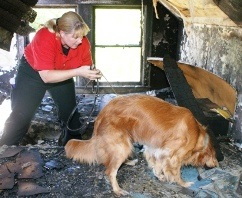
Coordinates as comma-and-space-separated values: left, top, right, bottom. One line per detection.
66, 65, 119, 134
66, 66, 100, 133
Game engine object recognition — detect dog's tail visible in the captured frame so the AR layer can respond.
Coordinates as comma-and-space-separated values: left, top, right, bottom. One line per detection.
65, 138, 97, 164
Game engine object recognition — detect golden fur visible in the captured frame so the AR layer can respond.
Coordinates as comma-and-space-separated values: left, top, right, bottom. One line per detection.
65, 94, 219, 196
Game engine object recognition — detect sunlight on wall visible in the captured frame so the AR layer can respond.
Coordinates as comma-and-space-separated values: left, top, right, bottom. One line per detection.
0, 34, 17, 70
0, 99, 11, 135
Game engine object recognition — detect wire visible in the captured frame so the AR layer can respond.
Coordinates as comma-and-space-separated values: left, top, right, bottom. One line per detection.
66, 78, 99, 133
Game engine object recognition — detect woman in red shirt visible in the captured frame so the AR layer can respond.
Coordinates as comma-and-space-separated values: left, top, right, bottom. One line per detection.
0, 11, 102, 146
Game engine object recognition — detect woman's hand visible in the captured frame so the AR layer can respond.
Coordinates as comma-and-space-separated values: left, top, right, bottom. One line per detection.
76, 66, 102, 80
39, 66, 102, 83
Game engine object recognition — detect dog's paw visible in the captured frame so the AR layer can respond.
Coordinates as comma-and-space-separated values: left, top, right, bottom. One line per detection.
182, 181, 194, 188
125, 159, 138, 166
153, 170, 165, 181
157, 174, 166, 182
114, 188, 129, 197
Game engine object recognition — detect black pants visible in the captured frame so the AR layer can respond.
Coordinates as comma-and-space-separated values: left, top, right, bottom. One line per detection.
0, 56, 80, 146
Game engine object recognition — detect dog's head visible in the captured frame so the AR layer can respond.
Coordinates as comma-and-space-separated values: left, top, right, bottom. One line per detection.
186, 128, 219, 168
195, 138, 219, 168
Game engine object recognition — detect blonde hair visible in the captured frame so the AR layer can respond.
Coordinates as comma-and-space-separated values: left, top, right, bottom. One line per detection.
44, 11, 90, 37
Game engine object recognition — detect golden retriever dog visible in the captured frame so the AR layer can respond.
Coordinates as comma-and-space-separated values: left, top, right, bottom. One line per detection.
65, 94, 219, 196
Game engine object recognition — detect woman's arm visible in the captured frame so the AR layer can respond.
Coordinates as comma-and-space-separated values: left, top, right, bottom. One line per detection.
39, 66, 102, 83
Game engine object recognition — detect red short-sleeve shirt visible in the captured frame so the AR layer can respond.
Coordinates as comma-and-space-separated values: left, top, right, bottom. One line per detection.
24, 28, 93, 71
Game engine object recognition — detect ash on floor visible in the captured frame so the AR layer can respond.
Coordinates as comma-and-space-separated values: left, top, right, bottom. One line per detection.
0, 93, 241, 198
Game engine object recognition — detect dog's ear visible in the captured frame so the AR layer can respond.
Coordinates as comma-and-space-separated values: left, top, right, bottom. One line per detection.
203, 133, 209, 148
204, 133, 219, 167
190, 125, 219, 167
192, 126, 208, 153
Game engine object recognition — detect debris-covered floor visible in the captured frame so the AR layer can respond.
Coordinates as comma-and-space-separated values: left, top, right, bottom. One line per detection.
0, 93, 242, 198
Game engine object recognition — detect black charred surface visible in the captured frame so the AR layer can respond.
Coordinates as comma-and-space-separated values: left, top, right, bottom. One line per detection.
150, 2, 182, 90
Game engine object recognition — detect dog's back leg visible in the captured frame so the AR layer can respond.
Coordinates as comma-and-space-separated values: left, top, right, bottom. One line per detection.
105, 161, 129, 196
103, 134, 133, 196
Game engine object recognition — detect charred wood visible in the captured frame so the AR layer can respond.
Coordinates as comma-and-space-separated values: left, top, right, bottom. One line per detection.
0, 0, 37, 23
0, 9, 35, 36
0, 27, 14, 51
213, 0, 242, 25
20, 0, 39, 7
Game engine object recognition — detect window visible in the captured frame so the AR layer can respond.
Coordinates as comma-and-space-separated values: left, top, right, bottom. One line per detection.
94, 7, 143, 85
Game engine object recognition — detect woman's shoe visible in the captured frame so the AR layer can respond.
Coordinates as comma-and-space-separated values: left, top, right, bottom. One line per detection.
58, 128, 82, 146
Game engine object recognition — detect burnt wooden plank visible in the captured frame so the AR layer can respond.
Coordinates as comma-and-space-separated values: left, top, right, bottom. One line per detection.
0, 0, 37, 23
0, 27, 14, 51
213, 0, 242, 25
163, 54, 224, 161
20, 0, 38, 7
0, 8, 20, 32
0, 8, 34, 36
163, 55, 207, 124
